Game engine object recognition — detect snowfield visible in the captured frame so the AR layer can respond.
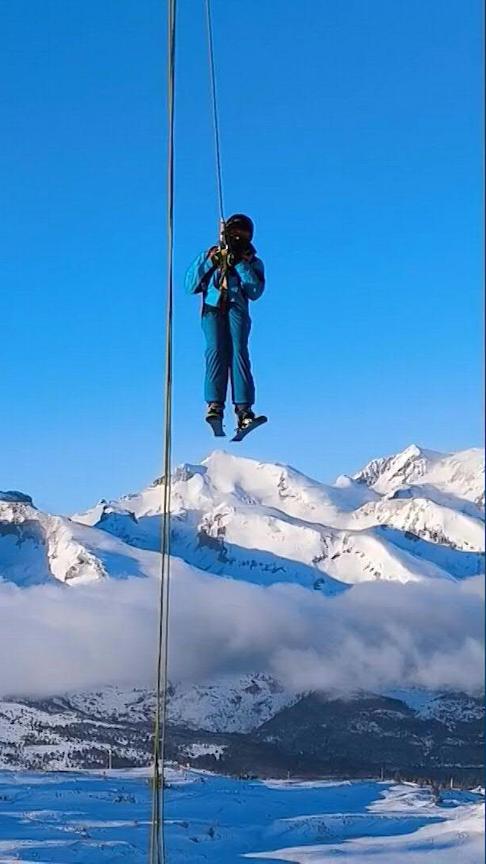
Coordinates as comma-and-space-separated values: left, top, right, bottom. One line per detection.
0, 770, 483, 864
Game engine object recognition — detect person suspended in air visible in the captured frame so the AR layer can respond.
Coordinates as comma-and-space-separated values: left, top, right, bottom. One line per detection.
185, 213, 267, 441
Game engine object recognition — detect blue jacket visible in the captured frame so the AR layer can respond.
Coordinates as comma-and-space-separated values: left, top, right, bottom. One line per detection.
185, 250, 265, 311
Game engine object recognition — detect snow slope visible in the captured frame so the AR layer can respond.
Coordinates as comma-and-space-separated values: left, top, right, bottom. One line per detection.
0, 770, 482, 864
353, 445, 484, 507
0, 492, 158, 586
52, 674, 298, 735
250, 782, 484, 863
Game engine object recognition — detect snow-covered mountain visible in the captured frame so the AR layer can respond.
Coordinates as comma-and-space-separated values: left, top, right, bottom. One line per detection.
1, 684, 483, 779
353, 444, 484, 510
0, 490, 158, 586
72, 445, 484, 590
3, 444, 481, 591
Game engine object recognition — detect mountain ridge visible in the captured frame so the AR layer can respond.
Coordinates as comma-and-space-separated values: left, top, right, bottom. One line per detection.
1, 444, 483, 589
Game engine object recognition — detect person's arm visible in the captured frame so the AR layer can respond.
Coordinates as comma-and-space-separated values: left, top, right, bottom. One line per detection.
185, 250, 216, 295
234, 256, 265, 301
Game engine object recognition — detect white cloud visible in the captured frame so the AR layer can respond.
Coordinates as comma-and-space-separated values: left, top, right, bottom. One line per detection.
0, 560, 483, 698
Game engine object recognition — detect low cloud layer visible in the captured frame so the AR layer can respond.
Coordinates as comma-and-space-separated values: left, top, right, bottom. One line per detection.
0, 561, 483, 698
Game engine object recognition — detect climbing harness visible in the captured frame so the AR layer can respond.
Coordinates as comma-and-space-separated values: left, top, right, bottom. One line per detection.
149, 1, 228, 861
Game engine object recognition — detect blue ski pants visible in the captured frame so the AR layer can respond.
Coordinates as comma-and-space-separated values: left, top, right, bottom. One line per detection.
201, 304, 255, 406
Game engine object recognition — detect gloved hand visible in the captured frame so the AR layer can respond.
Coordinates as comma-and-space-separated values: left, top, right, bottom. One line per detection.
208, 245, 237, 268
228, 235, 255, 262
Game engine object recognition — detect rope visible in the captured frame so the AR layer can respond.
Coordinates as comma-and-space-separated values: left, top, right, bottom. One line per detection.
149, 0, 176, 860
149, 4, 225, 861
205, 0, 225, 223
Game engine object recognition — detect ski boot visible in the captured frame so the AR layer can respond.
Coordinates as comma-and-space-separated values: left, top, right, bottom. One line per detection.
206, 402, 225, 437
232, 405, 268, 442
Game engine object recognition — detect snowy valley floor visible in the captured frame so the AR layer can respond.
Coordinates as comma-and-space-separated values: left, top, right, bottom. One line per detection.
0, 769, 483, 863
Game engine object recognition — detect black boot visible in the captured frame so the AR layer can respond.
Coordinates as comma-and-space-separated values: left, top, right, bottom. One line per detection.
206, 402, 225, 437
235, 405, 255, 431
206, 402, 224, 422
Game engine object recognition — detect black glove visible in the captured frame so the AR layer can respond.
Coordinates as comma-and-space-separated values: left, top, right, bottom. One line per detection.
229, 236, 256, 262
227, 235, 251, 261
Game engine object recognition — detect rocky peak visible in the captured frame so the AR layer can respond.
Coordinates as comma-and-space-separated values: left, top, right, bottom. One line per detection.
0, 490, 34, 505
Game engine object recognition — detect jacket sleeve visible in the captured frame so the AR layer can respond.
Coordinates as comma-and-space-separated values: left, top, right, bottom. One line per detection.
234, 256, 265, 301
185, 251, 215, 295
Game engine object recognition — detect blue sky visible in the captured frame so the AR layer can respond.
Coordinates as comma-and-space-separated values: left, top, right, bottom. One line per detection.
1, 0, 483, 514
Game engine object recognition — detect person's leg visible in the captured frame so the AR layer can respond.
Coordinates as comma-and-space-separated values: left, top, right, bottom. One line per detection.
228, 304, 255, 410
201, 306, 230, 408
